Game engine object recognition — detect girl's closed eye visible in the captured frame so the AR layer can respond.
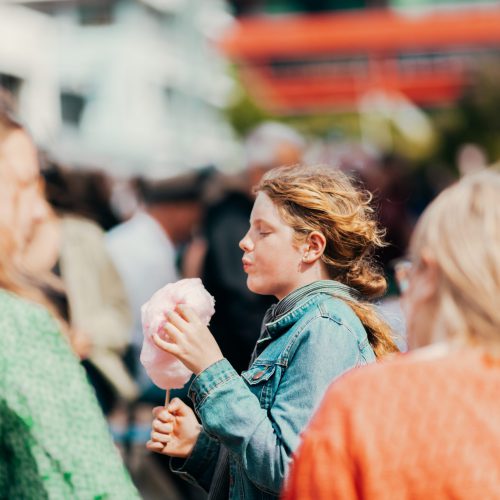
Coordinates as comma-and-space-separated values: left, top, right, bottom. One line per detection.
254, 221, 273, 237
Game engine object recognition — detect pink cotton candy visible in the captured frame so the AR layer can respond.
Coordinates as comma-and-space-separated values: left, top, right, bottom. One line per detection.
140, 278, 215, 389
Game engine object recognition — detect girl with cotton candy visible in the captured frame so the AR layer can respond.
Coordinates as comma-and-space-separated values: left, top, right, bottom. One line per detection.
147, 165, 398, 499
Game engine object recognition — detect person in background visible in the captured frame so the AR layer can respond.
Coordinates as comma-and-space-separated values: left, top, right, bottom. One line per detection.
148, 165, 398, 499
106, 167, 215, 396
456, 142, 488, 178
0, 92, 138, 498
196, 121, 306, 374
22, 199, 137, 415
283, 170, 500, 500
41, 161, 122, 230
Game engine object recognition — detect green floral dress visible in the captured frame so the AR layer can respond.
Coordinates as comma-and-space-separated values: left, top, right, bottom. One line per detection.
0, 290, 139, 499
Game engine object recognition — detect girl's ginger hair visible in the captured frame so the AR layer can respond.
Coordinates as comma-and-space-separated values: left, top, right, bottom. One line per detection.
257, 164, 398, 358
410, 170, 500, 355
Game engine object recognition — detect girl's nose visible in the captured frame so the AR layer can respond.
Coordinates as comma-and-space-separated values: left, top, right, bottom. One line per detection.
239, 231, 254, 252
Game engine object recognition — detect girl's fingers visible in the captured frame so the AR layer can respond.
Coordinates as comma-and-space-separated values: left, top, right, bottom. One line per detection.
154, 409, 173, 423
151, 431, 171, 444
152, 406, 173, 421
146, 440, 165, 452
153, 419, 173, 434
176, 305, 200, 325
163, 322, 183, 342
152, 406, 164, 417
167, 310, 190, 332
153, 333, 181, 356
167, 397, 186, 415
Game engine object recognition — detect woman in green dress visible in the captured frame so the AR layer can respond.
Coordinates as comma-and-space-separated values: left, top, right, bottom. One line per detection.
0, 94, 138, 499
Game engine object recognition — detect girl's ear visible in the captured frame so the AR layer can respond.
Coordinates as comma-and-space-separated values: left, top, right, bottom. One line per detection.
303, 231, 326, 264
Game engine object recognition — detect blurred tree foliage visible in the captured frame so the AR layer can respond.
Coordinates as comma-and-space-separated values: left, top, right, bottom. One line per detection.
225, 78, 271, 137
225, 71, 362, 139
225, 59, 500, 168
225, 73, 436, 161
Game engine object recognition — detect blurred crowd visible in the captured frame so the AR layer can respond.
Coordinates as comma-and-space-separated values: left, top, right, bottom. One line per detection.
1, 80, 500, 500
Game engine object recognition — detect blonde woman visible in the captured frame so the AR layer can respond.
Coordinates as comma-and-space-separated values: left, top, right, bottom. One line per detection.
284, 170, 500, 499
0, 98, 138, 498
147, 165, 398, 499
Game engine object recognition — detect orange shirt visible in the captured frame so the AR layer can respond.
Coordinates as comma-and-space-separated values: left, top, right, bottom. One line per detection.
283, 345, 500, 500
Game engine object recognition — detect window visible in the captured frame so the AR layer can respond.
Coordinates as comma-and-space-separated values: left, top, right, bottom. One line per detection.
268, 55, 369, 78
78, 2, 112, 25
60, 91, 86, 126
0, 73, 22, 101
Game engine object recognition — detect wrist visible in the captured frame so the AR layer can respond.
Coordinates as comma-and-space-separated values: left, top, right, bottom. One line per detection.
188, 359, 238, 411
185, 422, 202, 457
194, 355, 225, 375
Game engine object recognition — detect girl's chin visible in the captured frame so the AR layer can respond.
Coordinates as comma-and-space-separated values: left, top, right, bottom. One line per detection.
246, 277, 271, 296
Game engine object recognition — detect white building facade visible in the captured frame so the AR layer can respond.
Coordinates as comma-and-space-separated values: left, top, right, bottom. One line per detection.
0, 0, 239, 176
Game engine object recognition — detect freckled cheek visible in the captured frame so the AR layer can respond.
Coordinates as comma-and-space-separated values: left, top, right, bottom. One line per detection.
246, 255, 277, 286
259, 245, 295, 269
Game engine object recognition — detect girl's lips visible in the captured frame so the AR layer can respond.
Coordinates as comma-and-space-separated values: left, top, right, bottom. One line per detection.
242, 259, 253, 272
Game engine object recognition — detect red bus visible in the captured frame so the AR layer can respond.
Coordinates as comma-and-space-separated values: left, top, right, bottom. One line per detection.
221, 6, 500, 113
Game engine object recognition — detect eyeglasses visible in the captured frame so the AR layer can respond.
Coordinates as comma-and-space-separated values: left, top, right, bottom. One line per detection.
393, 258, 413, 295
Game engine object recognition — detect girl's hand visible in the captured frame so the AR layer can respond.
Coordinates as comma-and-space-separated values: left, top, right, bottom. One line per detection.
153, 305, 224, 375
146, 398, 202, 458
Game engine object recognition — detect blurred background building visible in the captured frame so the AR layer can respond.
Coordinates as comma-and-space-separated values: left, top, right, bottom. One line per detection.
227, 0, 496, 15
223, 4, 500, 112
0, 0, 238, 176
222, 0, 500, 162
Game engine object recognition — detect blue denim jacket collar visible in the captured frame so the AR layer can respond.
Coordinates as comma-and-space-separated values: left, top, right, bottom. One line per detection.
263, 279, 358, 338
263, 293, 327, 340
253, 294, 328, 363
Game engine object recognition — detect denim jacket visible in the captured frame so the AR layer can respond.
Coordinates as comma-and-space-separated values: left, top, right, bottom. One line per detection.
172, 292, 376, 499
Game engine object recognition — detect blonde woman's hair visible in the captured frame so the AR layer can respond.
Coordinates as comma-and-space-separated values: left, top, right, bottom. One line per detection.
257, 164, 398, 358
410, 169, 500, 354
